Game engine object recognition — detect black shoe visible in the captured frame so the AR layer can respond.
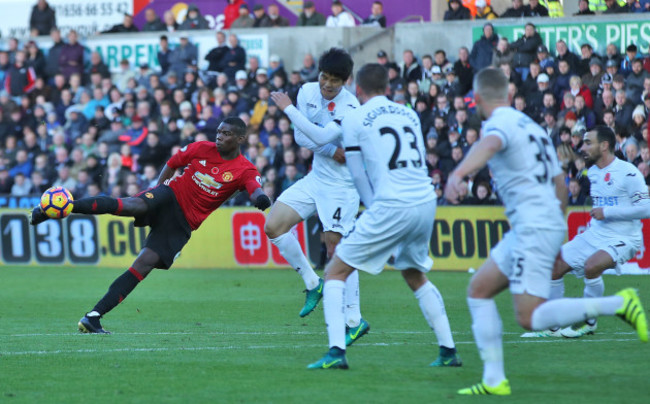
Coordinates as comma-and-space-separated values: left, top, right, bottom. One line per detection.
78, 314, 111, 334
29, 205, 49, 226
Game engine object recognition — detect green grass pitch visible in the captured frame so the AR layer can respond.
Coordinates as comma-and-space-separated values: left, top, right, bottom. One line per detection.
1, 266, 649, 403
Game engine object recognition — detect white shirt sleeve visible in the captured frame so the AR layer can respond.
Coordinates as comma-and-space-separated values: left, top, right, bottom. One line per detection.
293, 88, 338, 157
342, 117, 374, 207
482, 124, 508, 151
603, 168, 650, 220
284, 105, 342, 146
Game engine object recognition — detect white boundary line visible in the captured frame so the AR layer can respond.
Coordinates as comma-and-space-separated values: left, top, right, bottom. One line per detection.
0, 330, 637, 337
0, 338, 640, 356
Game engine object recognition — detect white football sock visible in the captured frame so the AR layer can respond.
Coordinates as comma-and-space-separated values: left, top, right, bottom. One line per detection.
324, 280, 346, 350
415, 281, 455, 348
467, 297, 505, 387
531, 296, 624, 330
583, 276, 605, 298
549, 278, 565, 300
270, 233, 320, 290
344, 270, 361, 328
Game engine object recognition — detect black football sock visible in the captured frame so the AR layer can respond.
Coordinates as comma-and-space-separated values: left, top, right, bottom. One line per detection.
92, 267, 146, 315
72, 196, 123, 215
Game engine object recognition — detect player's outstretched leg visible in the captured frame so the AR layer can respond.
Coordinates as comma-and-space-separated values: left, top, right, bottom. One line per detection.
79, 249, 158, 334
29, 205, 49, 225
561, 277, 604, 338
345, 318, 370, 346
615, 288, 648, 342
521, 278, 563, 338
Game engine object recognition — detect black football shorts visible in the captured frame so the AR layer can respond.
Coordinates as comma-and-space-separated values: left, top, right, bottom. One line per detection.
135, 185, 192, 269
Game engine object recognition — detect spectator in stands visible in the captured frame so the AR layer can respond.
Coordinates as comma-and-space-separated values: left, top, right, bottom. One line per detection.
363, 1, 386, 27
252, 4, 272, 27
43, 28, 63, 80
5, 51, 37, 98
156, 36, 171, 77
300, 53, 318, 82
626, 59, 649, 103
267, 4, 290, 27
222, 34, 246, 82
163, 10, 179, 32
511, 23, 541, 80
103, 13, 139, 34
86, 51, 110, 82
142, 9, 165, 32
501, 0, 530, 17
575, 0, 596, 15
556, 40, 579, 74
614, 89, 634, 127
204, 31, 228, 77
400, 50, 422, 83
492, 37, 514, 68
326, 1, 356, 27
621, 0, 644, 11
298, 1, 326, 26
444, 0, 471, 20
169, 36, 198, 80
475, 0, 499, 19
224, 0, 246, 29
454, 47, 473, 95
59, 30, 84, 81
30, 0, 56, 37
620, 44, 639, 77
604, 0, 626, 12
568, 178, 586, 205
25, 41, 45, 79
10, 172, 31, 196
231, 4, 254, 28
180, 4, 209, 30
527, 0, 549, 16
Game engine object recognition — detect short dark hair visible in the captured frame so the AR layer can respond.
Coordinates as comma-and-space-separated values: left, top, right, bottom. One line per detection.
593, 125, 616, 152
318, 48, 353, 81
356, 63, 388, 94
223, 117, 247, 136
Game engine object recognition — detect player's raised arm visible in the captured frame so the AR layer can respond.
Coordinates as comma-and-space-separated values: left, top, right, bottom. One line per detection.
271, 91, 342, 146
241, 169, 270, 211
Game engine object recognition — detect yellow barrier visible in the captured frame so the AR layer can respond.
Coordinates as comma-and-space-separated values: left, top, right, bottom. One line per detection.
3, 207, 646, 271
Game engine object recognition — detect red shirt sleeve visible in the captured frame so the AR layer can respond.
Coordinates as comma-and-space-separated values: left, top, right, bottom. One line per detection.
241, 167, 262, 195
167, 142, 200, 170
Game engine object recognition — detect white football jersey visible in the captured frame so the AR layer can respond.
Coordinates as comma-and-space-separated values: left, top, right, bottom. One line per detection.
483, 107, 565, 229
341, 95, 435, 207
295, 82, 360, 186
587, 157, 649, 241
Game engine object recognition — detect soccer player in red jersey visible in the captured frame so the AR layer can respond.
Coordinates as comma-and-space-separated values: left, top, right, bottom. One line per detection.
29, 117, 271, 333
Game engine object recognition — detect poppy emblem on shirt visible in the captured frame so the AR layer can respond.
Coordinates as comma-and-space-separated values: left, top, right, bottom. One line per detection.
211, 167, 220, 175
222, 172, 233, 182
604, 173, 610, 182
328, 102, 336, 112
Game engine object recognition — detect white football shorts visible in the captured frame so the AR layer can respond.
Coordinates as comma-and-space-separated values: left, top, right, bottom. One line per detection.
277, 172, 359, 236
491, 226, 565, 299
335, 199, 436, 275
561, 230, 641, 276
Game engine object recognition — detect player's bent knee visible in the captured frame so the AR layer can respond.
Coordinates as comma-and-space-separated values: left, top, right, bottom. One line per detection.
516, 313, 534, 331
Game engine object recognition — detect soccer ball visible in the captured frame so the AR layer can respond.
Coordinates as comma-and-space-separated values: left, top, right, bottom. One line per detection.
40, 187, 74, 219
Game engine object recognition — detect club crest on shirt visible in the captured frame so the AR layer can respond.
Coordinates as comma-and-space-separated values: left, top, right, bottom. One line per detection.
145, 192, 154, 199
222, 172, 233, 182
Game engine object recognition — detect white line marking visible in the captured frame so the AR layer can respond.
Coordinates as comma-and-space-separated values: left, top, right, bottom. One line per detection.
0, 330, 636, 337
0, 338, 640, 356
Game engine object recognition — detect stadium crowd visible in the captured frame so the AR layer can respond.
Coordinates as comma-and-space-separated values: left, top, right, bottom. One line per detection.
1, 0, 649, 208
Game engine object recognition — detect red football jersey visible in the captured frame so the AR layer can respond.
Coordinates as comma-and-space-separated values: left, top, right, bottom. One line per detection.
166, 141, 261, 230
